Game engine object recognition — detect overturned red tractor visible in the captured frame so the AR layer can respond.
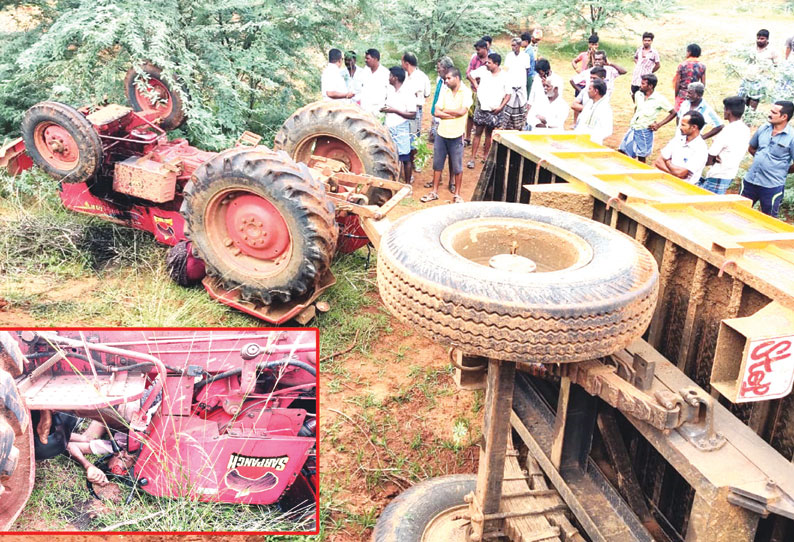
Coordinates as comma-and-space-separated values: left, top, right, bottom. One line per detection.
1, 63, 408, 322
0, 329, 318, 529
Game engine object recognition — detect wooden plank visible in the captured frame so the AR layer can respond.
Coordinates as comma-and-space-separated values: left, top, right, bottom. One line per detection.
473, 359, 516, 539
501, 438, 563, 542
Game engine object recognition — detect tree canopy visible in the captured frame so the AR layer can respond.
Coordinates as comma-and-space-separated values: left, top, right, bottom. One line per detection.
0, 0, 362, 148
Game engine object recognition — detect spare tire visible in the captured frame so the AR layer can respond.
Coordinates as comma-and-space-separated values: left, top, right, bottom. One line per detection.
273, 100, 400, 206
377, 202, 659, 363
373, 475, 475, 542
124, 63, 186, 131
182, 146, 337, 305
21, 101, 103, 184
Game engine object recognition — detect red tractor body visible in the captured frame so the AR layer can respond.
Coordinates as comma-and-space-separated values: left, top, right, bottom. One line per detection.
2, 65, 406, 323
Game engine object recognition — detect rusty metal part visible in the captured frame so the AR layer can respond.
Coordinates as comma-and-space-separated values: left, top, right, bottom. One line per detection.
564, 357, 726, 450
112, 155, 178, 202
451, 350, 488, 391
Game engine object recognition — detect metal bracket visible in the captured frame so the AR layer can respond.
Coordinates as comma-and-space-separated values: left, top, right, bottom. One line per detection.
674, 387, 726, 451
610, 350, 655, 391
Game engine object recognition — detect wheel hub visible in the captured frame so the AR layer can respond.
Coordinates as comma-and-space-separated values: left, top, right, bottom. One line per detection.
440, 217, 593, 273
135, 79, 174, 116
225, 194, 290, 260
302, 136, 364, 173
422, 504, 470, 542
36, 123, 80, 168
489, 253, 537, 273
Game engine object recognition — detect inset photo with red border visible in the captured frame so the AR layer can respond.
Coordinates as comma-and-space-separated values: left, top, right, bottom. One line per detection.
0, 328, 318, 535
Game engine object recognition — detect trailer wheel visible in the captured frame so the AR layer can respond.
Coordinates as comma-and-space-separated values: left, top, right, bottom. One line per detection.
373, 475, 475, 542
377, 202, 659, 364
182, 147, 337, 305
273, 100, 400, 206
124, 63, 186, 131
0, 333, 34, 529
21, 102, 103, 184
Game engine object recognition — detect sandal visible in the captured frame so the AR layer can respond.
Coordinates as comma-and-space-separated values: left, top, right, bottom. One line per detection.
448, 182, 456, 193
424, 180, 434, 188
420, 192, 439, 203
453, 195, 465, 203
466, 160, 475, 169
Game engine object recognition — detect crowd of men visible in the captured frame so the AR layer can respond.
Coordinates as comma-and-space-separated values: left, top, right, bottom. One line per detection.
321, 28, 794, 217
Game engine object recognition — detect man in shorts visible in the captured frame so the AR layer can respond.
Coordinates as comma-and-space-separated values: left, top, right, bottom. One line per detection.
467, 53, 510, 169
422, 68, 473, 204
381, 67, 417, 184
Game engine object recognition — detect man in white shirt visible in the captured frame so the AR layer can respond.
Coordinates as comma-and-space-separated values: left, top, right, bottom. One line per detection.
359, 48, 391, 116
381, 66, 417, 184
526, 59, 566, 130
698, 96, 752, 194
344, 51, 367, 105
570, 66, 607, 124
654, 111, 709, 184
570, 50, 626, 96
322, 48, 354, 101
467, 53, 510, 168
654, 82, 723, 139
756, 29, 779, 65
503, 37, 532, 130
402, 52, 431, 171
574, 78, 612, 145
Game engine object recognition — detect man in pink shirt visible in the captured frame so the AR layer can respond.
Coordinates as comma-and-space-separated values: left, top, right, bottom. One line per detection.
571, 34, 599, 74
630, 32, 661, 101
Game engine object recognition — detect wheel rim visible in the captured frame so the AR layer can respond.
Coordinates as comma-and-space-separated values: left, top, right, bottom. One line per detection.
134, 77, 175, 117
205, 189, 292, 278
294, 134, 364, 173
421, 504, 470, 542
440, 217, 594, 273
32, 122, 80, 170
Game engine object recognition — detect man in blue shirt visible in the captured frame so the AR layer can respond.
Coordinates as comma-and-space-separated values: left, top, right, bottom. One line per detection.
742, 100, 794, 217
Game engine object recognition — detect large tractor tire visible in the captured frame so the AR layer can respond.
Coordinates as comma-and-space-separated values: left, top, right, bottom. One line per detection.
373, 475, 476, 542
0, 333, 34, 529
377, 202, 659, 364
182, 146, 338, 305
21, 101, 103, 184
124, 62, 186, 131
273, 100, 400, 206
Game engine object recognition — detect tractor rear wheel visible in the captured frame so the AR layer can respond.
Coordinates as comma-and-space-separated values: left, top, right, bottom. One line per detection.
21, 101, 103, 184
124, 63, 186, 131
0, 333, 34, 529
373, 475, 476, 542
273, 100, 400, 206
377, 202, 659, 364
182, 147, 337, 305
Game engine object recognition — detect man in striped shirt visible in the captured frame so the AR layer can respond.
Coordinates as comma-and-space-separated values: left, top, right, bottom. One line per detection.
630, 32, 661, 101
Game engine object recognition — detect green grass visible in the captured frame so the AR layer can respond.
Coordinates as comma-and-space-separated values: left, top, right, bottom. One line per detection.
15, 455, 316, 535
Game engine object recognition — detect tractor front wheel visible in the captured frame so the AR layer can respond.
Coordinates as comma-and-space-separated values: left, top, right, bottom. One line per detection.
124, 63, 187, 131
21, 101, 103, 184
182, 147, 338, 305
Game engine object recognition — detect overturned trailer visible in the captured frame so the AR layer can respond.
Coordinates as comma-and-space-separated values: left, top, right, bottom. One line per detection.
461, 131, 794, 542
